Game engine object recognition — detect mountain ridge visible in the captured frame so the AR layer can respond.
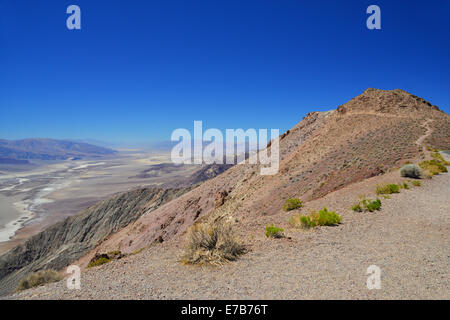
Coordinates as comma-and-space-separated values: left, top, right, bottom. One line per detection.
0, 138, 117, 161
78, 88, 449, 258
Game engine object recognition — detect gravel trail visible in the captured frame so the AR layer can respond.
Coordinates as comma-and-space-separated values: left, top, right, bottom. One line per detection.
8, 163, 450, 300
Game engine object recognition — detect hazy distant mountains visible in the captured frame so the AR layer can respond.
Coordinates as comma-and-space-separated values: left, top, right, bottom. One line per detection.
0, 138, 117, 161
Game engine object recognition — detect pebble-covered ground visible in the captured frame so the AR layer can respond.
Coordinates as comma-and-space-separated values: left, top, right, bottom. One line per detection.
8, 166, 450, 300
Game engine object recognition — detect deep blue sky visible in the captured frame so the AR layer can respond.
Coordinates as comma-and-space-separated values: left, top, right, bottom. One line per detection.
1, 0, 449, 145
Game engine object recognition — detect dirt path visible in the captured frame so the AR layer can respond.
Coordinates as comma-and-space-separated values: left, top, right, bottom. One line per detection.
8, 153, 450, 300
416, 118, 434, 158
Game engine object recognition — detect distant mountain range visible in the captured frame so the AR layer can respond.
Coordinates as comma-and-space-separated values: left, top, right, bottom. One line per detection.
0, 138, 117, 162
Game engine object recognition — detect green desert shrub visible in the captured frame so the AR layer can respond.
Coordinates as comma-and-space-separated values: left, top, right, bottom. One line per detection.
289, 214, 315, 228
282, 198, 303, 211
376, 184, 400, 195
88, 254, 111, 268
290, 207, 341, 229
419, 160, 448, 175
364, 199, 381, 212
400, 164, 422, 179
352, 198, 381, 212
299, 215, 317, 228
315, 207, 342, 226
351, 203, 363, 212
16, 270, 62, 292
182, 220, 246, 266
430, 152, 450, 165
87, 250, 124, 268
265, 224, 285, 238
410, 180, 421, 187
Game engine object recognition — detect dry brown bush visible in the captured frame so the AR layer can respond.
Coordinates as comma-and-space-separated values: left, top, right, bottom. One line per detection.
182, 219, 246, 266
16, 270, 62, 292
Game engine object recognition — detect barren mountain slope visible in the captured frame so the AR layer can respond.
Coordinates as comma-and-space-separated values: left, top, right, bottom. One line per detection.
10, 147, 450, 300
0, 187, 190, 295
78, 88, 450, 261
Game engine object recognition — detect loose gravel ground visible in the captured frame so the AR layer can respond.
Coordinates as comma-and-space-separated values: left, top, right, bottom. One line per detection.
8, 166, 450, 300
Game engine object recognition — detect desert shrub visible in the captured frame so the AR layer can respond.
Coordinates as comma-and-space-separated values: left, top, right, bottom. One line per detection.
282, 198, 303, 211
399, 182, 409, 189
376, 184, 400, 195
353, 198, 381, 212
132, 247, 145, 255
410, 180, 421, 187
351, 203, 363, 212
400, 164, 422, 179
300, 215, 317, 228
291, 207, 341, 229
87, 250, 124, 268
315, 207, 342, 226
364, 199, 382, 212
16, 270, 62, 292
108, 250, 122, 257
182, 220, 246, 266
289, 214, 315, 228
419, 160, 448, 175
88, 254, 111, 268
430, 152, 450, 165
265, 224, 285, 238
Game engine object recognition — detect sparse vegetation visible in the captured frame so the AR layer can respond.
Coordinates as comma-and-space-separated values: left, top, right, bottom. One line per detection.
410, 180, 421, 187
88, 251, 124, 268
365, 199, 382, 212
88, 254, 112, 268
352, 198, 381, 212
376, 183, 400, 195
400, 164, 422, 179
132, 247, 146, 255
351, 203, 362, 212
16, 270, 62, 292
265, 224, 285, 238
289, 207, 341, 229
430, 152, 450, 165
400, 182, 409, 189
419, 160, 448, 175
182, 220, 246, 266
282, 198, 303, 211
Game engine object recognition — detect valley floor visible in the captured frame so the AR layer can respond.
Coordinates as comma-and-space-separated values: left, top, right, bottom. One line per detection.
9, 164, 450, 300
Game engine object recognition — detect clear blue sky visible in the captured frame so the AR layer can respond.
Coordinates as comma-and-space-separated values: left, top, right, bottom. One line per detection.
1, 0, 449, 144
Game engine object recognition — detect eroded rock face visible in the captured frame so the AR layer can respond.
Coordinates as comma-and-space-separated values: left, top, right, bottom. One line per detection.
0, 187, 189, 296
214, 191, 228, 209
